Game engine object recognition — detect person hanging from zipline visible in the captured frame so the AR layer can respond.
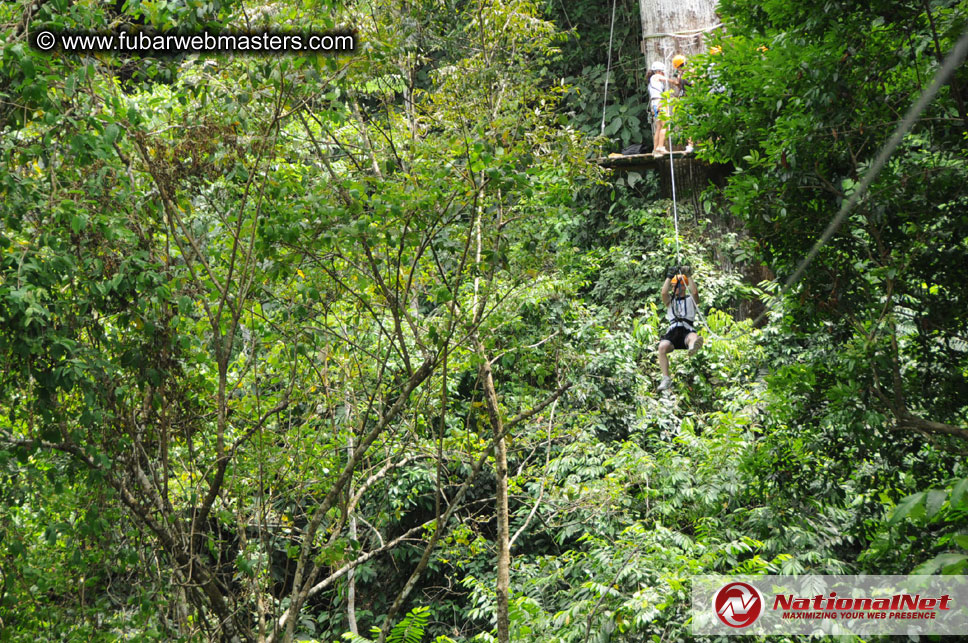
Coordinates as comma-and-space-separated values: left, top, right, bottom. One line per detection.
657, 266, 703, 392
647, 61, 681, 156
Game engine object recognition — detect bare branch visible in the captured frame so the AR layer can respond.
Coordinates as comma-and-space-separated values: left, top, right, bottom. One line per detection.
894, 412, 968, 441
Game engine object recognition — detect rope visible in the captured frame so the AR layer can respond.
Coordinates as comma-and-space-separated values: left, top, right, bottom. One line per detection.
642, 23, 723, 40
600, 0, 618, 137
666, 130, 725, 340
667, 132, 682, 266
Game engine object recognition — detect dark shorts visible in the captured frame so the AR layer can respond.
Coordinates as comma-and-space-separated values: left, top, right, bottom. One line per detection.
661, 325, 695, 350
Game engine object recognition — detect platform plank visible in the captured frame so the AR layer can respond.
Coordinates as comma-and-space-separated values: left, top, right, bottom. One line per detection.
595, 151, 697, 170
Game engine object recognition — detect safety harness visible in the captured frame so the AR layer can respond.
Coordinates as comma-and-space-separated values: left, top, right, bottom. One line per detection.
668, 292, 696, 332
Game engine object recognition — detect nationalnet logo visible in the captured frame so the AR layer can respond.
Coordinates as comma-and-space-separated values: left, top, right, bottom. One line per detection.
693, 575, 968, 636
773, 589, 952, 620
713, 582, 764, 628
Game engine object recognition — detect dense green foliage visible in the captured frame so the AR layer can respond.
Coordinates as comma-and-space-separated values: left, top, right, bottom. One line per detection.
681, 0, 968, 578
1, 0, 966, 641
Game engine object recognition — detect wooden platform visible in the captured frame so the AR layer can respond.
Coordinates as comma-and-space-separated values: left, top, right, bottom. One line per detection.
594, 150, 733, 200
595, 151, 697, 171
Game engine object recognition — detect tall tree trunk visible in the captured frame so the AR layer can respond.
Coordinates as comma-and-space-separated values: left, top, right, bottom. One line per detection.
640, 0, 722, 190
477, 351, 510, 643
346, 435, 358, 635
639, 0, 719, 64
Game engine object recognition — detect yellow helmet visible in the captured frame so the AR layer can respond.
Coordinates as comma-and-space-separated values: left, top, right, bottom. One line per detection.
672, 55, 687, 69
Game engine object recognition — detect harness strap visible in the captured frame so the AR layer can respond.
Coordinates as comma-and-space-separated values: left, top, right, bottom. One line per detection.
669, 296, 695, 330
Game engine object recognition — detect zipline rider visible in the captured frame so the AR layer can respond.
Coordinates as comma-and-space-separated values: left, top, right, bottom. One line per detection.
657, 266, 703, 391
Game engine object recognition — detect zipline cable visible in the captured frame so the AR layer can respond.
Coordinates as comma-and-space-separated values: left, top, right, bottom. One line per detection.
667, 131, 682, 267
666, 129, 727, 340
600, 0, 619, 137
659, 66, 682, 267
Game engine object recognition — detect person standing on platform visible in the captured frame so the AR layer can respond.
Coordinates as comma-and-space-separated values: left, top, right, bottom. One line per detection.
671, 55, 694, 154
647, 61, 680, 156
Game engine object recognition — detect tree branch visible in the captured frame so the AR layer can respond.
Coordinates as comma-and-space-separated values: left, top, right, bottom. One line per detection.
894, 412, 968, 441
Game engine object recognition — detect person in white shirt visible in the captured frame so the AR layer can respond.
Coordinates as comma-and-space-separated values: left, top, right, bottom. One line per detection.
657, 266, 703, 391
647, 61, 680, 156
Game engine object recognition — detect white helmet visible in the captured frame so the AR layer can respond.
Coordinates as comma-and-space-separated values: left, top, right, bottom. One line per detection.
650, 61, 666, 72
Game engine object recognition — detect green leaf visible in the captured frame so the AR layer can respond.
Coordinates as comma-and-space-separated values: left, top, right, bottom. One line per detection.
605, 116, 622, 136
387, 606, 430, 643
104, 123, 120, 145
925, 489, 947, 520
70, 214, 88, 233
237, 555, 256, 577
912, 553, 968, 575
950, 478, 968, 509
888, 492, 924, 525
434, 285, 452, 303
